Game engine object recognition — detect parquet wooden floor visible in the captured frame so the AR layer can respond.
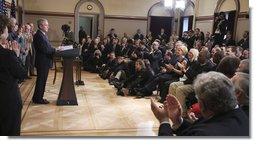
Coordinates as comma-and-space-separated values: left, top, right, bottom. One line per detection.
19, 70, 160, 136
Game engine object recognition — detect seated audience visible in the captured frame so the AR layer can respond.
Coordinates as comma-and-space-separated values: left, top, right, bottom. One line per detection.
120, 59, 154, 96
83, 50, 103, 73
151, 71, 249, 136
216, 56, 240, 78
136, 44, 188, 98
99, 52, 117, 79
168, 50, 214, 118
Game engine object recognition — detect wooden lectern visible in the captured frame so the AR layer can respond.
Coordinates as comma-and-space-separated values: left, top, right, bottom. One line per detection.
55, 48, 80, 106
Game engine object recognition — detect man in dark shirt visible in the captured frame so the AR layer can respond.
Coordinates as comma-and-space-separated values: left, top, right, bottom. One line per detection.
78, 26, 87, 44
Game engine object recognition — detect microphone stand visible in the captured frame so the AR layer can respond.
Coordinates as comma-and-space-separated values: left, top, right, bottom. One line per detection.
74, 43, 85, 86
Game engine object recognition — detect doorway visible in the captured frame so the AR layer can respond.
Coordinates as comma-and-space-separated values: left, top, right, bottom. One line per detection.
79, 16, 92, 37
179, 16, 193, 38
79, 14, 98, 39
150, 16, 172, 42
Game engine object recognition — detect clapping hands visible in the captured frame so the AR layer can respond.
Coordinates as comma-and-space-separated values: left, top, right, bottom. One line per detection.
164, 94, 183, 125
151, 94, 183, 125
3, 40, 20, 57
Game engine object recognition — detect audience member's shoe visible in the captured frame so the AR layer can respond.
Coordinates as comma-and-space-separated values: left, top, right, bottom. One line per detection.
128, 89, 136, 96
33, 99, 50, 104
116, 89, 124, 96
136, 92, 144, 98
30, 74, 37, 76
113, 79, 122, 89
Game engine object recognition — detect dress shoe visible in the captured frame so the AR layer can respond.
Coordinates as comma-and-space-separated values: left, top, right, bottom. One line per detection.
134, 87, 146, 94
136, 92, 144, 98
33, 99, 50, 104
116, 89, 124, 96
113, 79, 122, 89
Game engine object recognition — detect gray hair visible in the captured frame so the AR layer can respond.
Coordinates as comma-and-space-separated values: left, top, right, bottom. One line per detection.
234, 77, 249, 98
193, 71, 238, 113
239, 59, 249, 73
232, 72, 249, 105
37, 18, 48, 29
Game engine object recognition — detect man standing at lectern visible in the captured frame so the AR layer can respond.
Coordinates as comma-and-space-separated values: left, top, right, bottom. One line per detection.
32, 18, 59, 104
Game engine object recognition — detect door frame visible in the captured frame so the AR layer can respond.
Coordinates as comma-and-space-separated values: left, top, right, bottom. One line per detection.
74, 0, 104, 42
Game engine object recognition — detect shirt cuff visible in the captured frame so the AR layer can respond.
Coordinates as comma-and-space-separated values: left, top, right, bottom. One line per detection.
160, 121, 170, 125
171, 117, 183, 130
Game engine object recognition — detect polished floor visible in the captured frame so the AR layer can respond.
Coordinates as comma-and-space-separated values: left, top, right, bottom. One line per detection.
19, 70, 161, 136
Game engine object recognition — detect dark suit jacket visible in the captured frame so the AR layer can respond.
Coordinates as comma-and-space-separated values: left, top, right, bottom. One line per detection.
237, 37, 249, 49
148, 49, 163, 74
223, 38, 236, 46
187, 36, 195, 50
7, 31, 18, 41
33, 30, 56, 69
158, 33, 168, 42
184, 61, 214, 85
0, 45, 26, 118
133, 33, 144, 40
158, 108, 249, 136
123, 68, 154, 89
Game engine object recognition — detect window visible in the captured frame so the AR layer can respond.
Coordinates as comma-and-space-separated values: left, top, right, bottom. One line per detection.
183, 17, 189, 32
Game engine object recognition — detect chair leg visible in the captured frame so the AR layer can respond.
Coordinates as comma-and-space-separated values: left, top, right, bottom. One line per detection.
156, 85, 161, 101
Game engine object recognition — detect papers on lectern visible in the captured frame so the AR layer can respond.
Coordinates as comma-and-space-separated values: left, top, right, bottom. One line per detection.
58, 45, 73, 51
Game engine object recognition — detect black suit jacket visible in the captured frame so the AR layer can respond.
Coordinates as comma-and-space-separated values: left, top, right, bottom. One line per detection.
33, 30, 56, 69
187, 36, 195, 50
134, 33, 144, 40
158, 108, 249, 136
148, 49, 163, 74
0, 45, 26, 117
237, 37, 249, 49
184, 61, 214, 85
